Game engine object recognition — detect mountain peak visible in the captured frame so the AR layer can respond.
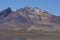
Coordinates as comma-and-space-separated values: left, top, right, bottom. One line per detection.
0, 7, 60, 31
0, 7, 12, 17
5, 7, 12, 12
17, 7, 49, 14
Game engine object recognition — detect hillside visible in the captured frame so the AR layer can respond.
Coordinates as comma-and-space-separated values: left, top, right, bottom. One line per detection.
0, 7, 60, 31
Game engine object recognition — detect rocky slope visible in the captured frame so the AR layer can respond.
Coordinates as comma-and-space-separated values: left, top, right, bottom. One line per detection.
0, 7, 60, 31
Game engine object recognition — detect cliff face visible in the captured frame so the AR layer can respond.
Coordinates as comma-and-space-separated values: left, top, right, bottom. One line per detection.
0, 7, 60, 31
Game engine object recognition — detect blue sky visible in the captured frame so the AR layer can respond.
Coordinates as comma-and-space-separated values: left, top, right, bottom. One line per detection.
0, 0, 60, 16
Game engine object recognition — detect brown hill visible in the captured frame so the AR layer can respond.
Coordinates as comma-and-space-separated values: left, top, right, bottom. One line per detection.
0, 7, 60, 31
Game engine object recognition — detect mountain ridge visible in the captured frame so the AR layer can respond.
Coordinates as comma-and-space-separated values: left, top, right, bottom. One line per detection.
0, 7, 60, 31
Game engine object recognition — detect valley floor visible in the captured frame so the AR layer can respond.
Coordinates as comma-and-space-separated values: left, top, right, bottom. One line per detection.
0, 31, 60, 40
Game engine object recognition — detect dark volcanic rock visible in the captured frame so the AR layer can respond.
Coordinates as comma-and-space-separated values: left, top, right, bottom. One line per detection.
0, 7, 12, 17
0, 7, 12, 23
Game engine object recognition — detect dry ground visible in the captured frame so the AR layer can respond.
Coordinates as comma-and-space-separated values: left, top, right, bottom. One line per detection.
0, 31, 60, 40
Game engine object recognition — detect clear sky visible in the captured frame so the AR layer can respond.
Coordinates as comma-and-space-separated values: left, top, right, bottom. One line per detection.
0, 0, 60, 16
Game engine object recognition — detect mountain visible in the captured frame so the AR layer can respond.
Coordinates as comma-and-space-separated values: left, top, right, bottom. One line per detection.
0, 7, 60, 31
